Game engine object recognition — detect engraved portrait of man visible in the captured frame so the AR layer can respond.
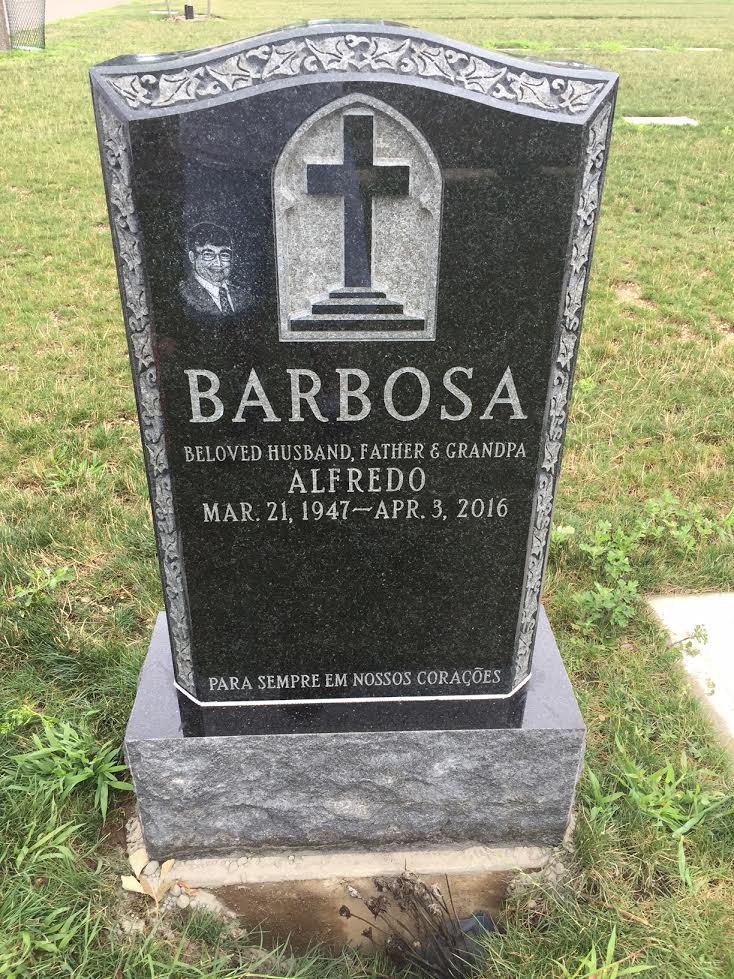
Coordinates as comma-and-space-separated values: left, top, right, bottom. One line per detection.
179, 222, 248, 316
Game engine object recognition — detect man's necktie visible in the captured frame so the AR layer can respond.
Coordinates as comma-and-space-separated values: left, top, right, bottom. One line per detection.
219, 287, 234, 314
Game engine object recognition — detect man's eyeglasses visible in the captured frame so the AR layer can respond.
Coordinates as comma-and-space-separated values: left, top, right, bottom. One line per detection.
196, 246, 232, 262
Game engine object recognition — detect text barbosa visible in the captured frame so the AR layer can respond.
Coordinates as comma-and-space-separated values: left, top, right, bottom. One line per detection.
185, 365, 528, 424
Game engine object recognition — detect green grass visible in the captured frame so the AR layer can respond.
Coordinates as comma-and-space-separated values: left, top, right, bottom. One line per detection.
1, 0, 733, 976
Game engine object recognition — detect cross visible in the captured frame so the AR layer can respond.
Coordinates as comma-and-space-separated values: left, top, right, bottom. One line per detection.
306, 114, 410, 289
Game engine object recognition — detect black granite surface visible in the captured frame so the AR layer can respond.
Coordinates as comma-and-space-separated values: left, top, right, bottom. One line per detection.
130, 606, 581, 737
92, 23, 616, 735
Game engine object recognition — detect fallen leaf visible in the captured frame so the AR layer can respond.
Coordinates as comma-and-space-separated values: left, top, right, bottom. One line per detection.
160, 858, 175, 879
139, 877, 157, 901
121, 875, 145, 894
128, 848, 149, 878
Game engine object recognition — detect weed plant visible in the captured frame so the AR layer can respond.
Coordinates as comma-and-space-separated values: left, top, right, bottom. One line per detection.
10, 720, 132, 820
557, 493, 733, 636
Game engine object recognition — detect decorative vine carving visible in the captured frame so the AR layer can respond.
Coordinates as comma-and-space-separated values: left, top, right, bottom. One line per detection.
513, 103, 613, 685
107, 33, 605, 116
99, 105, 194, 692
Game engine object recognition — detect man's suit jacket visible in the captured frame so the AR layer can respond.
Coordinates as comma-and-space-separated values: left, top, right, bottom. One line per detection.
179, 274, 249, 316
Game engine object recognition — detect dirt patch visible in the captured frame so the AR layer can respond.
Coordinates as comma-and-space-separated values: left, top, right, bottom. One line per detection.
671, 317, 733, 345
620, 309, 642, 322
217, 880, 349, 951
102, 795, 138, 856
614, 281, 656, 309
711, 315, 734, 344
676, 323, 700, 342
103, 414, 138, 428
217, 872, 510, 953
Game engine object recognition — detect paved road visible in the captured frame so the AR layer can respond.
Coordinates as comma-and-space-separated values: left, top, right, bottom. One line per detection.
46, 0, 129, 23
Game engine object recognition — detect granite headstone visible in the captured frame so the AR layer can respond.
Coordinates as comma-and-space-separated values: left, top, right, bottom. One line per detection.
91, 24, 616, 742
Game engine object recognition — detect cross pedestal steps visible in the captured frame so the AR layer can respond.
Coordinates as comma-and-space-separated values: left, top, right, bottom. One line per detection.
290, 286, 424, 332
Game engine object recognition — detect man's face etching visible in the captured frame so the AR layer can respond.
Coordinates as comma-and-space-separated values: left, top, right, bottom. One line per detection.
189, 242, 232, 286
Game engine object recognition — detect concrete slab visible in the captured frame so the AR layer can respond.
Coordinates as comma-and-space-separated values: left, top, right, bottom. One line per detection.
649, 593, 734, 759
624, 116, 699, 126
166, 842, 554, 888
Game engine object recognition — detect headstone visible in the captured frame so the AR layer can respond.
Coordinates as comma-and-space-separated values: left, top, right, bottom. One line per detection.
92, 22, 616, 857
624, 115, 698, 126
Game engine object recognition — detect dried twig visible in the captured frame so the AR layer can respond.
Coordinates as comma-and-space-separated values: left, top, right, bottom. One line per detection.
340, 872, 493, 978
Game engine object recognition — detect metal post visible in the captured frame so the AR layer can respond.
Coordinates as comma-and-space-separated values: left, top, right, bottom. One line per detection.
0, 0, 10, 51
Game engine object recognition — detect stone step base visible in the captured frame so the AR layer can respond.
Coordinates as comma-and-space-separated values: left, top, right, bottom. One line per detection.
290, 313, 425, 331
125, 608, 584, 859
311, 298, 405, 315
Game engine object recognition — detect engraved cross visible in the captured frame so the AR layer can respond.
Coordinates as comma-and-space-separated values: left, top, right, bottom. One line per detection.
306, 113, 410, 289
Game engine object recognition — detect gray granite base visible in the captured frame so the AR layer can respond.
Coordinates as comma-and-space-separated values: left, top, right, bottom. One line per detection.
126, 609, 584, 859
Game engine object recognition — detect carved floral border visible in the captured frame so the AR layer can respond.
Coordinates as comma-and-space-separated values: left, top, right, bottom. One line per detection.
106, 33, 607, 117
99, 104, 195, 692
513, 102, 613, 686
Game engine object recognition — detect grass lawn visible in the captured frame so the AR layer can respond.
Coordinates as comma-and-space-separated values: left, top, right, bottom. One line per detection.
1, 0, 733, 976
